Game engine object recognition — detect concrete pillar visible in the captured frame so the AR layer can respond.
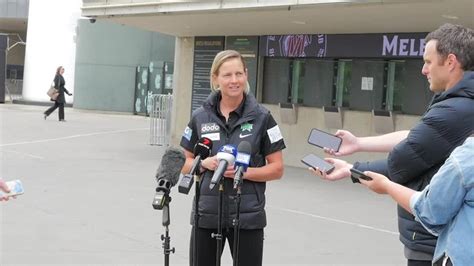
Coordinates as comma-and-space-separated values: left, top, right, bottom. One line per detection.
170, 36, 194, 145
22, 0, 82, 103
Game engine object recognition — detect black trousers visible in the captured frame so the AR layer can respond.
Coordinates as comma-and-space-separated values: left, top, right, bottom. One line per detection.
45, 102, 65, 120
407, 259, 433, 266
190, 227, 264, 266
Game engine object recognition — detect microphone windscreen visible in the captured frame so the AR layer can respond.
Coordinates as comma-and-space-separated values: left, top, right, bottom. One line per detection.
237, 141, 252, 154
155, 147, 186, 187
235, 141, 252, 168
194, 137, 213, 159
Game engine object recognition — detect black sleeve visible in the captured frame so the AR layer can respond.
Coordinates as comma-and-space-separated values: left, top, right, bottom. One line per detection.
352, 159, 389, 183
261, 113, 286, 157
388, 101, 474, 184
179, 118, 198, 153
54, 75, 60, 90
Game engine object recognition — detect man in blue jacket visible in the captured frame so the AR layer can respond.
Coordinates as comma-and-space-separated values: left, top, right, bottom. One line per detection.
310, 23, 474, 265
361, 135, 474, 266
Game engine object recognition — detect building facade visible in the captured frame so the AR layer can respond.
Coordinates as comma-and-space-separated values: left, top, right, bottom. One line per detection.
0, 0, 28, 102
82, 0, 473, 167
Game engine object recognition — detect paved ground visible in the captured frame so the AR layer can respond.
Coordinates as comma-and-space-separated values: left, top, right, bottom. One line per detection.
0, 104, 405, 265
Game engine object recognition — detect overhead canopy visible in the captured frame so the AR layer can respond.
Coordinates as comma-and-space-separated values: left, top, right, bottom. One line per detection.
81, 0, 474, 36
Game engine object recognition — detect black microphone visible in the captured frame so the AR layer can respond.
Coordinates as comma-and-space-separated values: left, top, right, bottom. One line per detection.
178, 137, 213, 194
233, 141, 252, 190
209, 144, 237, 190
152, 147, 186, 210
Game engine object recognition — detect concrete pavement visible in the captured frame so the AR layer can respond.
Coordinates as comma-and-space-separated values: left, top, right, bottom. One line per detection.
0, 104, 405, 265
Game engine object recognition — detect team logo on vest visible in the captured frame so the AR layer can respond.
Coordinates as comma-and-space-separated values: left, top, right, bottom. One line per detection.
201, 123, 220, 133
239, 122, 253, 138
240, 122, 253, 132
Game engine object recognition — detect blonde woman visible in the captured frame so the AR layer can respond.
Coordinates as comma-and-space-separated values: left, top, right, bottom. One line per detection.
180, 50, 285, 266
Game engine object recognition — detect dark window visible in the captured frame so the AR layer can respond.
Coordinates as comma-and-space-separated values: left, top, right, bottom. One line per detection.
262, 57, 335, 107
262, 58, 291, 104
261, 57, 431, 115
391, 60, 432, 115
302, 59, 335, 107
348, 60, 386, 111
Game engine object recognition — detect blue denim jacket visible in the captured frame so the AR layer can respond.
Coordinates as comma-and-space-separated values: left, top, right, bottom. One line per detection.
410, 137, 474, 265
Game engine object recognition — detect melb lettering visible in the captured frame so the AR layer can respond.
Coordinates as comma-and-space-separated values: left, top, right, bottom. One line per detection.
382, 35, 425, 56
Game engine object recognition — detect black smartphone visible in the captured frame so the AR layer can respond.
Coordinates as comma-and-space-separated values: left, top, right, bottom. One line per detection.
350, 168, 373, 182
307, 128, 342, 152
301, 154, 335, 174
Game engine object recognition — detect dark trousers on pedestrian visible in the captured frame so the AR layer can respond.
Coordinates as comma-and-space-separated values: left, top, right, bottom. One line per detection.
190, 227, 264, 266
407, 259, 433, 266
45, 102, 64, 120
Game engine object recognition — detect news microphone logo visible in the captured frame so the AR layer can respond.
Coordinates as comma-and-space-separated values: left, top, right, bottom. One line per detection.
201, 137, 211, 147
235, 152, 251, 168
178, 137, 213, 195
209, 144, 237, 190
233, 141, 252, 189
220, 144, 236, 155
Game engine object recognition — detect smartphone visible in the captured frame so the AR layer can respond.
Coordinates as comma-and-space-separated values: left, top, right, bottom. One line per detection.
350, 168, 373, 182
307, 128, 342, 152
0, 179, 24, 197
301, 154, 335, 174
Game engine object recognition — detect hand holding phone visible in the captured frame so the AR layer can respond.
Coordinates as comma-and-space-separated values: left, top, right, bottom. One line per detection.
349, 168, 372, 183
307, 128, 342, 152
301, 154, 335, 174
0, 179, 25, 199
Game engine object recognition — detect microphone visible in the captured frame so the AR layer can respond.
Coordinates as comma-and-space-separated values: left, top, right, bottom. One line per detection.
233, 141, 252, 190
189, 137, 213, 176
209, 144, 237, 190
178, 137, 213, 194
152, 147, 186, 210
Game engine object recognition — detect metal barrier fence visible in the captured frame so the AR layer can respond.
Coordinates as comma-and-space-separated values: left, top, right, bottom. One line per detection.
4, 79, 23, 102
149, 94, 173, 146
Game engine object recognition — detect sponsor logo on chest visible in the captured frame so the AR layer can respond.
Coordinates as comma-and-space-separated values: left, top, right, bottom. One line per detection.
201, 123, 220, 133
201, 123, 221, 141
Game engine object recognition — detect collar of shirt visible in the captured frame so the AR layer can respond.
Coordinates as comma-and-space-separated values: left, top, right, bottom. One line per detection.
215, 93, 246, 128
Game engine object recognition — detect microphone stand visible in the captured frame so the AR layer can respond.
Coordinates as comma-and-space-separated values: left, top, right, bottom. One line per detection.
192, 172, 202, 266
161, 194, 175, 266
232, 178, 243, 266
211, 180, 225, 266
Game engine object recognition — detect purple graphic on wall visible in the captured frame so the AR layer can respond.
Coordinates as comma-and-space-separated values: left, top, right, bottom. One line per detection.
263, 34, 327, 58
260, 33, 427, 58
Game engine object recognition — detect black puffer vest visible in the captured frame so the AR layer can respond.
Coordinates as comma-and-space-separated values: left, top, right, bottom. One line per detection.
189, 92, 274, 229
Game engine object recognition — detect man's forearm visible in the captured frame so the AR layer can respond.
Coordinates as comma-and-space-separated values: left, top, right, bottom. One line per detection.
358, 130, 409, 152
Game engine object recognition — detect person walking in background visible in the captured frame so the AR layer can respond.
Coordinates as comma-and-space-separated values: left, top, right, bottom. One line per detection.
309, 23, 474, 266
180, 50, 285, 266
44, 66, 72, 121
361, 134, 474, 266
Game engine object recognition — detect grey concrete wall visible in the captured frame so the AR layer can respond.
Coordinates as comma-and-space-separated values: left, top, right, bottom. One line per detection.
73, 19, 175, 112
0, 0, 29, 18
